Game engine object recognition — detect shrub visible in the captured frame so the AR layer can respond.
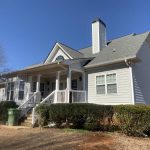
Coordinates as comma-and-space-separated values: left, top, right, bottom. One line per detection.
36, 103, 114, 129
114, 105, 150, 136
36, 104, 49, 127
0, 101, 18, 124
36, 103, 150, 137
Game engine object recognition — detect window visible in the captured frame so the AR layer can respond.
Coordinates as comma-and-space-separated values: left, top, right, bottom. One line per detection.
18, 81, 25, 100
40, 83, 45, 97
55, 55, 64, 61
51, 82, 55, 91
33, 82, 36, 92
7, 82, 14, 100
96, 75, 105, 94
96, 73, 117, 94
106, 74, 117, 94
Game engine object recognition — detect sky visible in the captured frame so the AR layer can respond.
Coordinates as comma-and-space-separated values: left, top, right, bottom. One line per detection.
0, 0, 150, 71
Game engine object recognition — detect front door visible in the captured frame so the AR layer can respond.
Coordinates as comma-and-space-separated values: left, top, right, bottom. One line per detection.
40, 83, 45, 98
71, 79, 77, 90
70, 79, 78, 103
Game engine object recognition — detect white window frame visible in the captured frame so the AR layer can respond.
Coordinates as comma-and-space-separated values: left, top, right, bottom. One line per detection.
106, 73, 117, 94
96, 73, 118, 95
96, 75, 106, 94
18, 80, 25, 100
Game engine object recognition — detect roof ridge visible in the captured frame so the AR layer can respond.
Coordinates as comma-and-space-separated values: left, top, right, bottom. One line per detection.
57, 42, 75, 50
109, 33, 135, 42
58, 42, 84, 54
109, 31, 150, 42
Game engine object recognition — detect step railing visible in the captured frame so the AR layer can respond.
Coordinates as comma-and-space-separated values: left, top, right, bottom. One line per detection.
18, 91, 40, 119
40, 90, 55, 104
31, 89, 87, 126
32, 90, 55, 126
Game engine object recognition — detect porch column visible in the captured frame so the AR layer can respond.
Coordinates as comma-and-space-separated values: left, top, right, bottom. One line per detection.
27, 76, 32, 100
56, 71, 60, 91
28, 76, 32, 93
35, 75, 41, 104
55, 71, 60, 103
82, 71, 87, 102
82, 72, 85, 90
67, 69, 71, 90
66, 68, 71, 103
36, 75, 41, 92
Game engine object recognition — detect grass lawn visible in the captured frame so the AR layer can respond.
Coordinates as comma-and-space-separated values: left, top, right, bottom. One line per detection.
0, 125, 150, 150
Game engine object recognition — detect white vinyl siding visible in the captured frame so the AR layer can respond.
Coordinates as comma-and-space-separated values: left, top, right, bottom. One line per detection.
52, 49, 70, 62
132, 41, 150, 104
86, 64, 133, 105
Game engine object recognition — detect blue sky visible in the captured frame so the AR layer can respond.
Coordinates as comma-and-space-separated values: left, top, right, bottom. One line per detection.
0, 0, 150, 71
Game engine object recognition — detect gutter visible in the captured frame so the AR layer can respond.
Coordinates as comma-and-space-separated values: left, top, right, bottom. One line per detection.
125, 59, 135, 105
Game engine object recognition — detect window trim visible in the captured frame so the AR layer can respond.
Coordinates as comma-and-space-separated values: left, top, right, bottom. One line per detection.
96, 75, 106, 94
96, 73, 118, 95
18, 80, 25, 100
55, 55, 65, 61
6, 82, 14, 101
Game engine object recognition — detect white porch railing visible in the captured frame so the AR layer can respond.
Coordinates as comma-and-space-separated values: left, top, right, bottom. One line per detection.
18, 91, 40, 118
0, 94, 6, 101
31, 89, 86, 126
57, 90, 66, 103
32, 90, 55, 125
40, 91, 55, 104
70, 90, 86, 103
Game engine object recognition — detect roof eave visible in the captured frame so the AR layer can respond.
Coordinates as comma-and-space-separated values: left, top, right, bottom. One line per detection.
2, 62, 69, 78
84, 56, 138, 69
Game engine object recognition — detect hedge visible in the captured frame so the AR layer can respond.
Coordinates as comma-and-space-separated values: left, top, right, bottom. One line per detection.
0, 101, 18, 124
36, 103, 114, 129
36, 103, 150, 137
114, 105, 150, 136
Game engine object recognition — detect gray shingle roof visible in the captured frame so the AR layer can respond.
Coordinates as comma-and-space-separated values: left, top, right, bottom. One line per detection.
79, 32, 150, 68
58, 42, 84, 59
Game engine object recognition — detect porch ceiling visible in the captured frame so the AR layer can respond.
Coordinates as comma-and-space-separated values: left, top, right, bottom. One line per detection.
2, 62, 69, 78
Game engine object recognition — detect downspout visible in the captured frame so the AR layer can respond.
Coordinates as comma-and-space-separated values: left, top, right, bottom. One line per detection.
125, 59, 135, 105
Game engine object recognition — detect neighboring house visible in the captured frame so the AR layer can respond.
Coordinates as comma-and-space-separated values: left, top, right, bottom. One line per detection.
1, 18, 150, 110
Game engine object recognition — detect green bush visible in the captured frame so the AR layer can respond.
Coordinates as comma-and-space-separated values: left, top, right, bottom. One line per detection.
0, 101, 18, 124
36, 103, 114, 129
36, 104, 49, 127
36, 103, 150, 137
114, 105, 150, 136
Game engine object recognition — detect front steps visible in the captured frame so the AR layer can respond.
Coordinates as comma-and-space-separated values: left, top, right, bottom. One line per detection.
20, 113, 33, 127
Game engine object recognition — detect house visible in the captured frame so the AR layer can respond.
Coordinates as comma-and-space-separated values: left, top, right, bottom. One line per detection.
1, 18, 150, 114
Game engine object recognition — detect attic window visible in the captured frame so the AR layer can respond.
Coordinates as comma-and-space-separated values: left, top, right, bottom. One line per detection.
55, 55, 64, 61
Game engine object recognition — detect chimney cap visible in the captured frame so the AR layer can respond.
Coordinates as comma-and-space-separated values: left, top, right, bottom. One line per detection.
92, 18, 106, 27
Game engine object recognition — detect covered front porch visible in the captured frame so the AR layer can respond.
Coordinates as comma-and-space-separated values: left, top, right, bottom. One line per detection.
3, 59, 87, 106
32, 69, 86, 104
